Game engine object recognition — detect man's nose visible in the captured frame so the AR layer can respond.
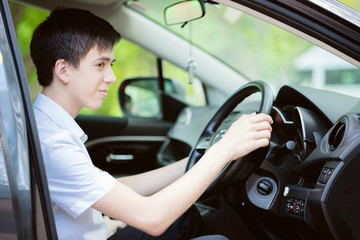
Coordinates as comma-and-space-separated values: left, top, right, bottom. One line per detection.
104, 68, 116, 84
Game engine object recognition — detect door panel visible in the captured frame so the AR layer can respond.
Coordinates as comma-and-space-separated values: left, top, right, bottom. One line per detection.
76, 115, 173, 176
86, 136, 166, 177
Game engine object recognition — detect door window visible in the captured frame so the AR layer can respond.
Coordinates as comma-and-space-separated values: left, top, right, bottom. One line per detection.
0, 16, 31, 240
3, 2, 57, 239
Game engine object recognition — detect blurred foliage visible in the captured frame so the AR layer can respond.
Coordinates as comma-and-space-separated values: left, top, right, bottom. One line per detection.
140, 0, 360, 92
10, 3, 48, 100
339, 0, 360, 10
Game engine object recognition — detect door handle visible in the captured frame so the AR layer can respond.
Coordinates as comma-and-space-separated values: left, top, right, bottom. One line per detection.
106, 153, 134, 162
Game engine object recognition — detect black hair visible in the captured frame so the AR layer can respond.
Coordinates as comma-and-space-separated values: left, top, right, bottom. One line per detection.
30, 8, 121, 87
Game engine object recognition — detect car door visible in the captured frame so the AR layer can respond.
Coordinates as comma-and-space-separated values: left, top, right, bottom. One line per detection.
0, 0, 57, 239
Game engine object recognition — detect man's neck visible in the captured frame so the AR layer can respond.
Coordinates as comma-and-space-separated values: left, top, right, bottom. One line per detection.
42, 86, 81, 119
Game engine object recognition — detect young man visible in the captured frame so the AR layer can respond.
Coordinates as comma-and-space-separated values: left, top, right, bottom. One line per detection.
31, 8, 273, 240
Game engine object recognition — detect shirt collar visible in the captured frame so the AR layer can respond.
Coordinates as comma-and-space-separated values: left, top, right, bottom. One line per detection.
33, 93, 88, 143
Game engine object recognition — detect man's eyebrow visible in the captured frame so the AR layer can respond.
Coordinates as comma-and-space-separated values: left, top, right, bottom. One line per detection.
95, 56, 116, 63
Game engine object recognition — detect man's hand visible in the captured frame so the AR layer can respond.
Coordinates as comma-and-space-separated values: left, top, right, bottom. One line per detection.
104, 215, 127, 238
213, 112, 273, 162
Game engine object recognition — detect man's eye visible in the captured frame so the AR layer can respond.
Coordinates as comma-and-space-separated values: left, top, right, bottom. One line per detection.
97, 63, 105, 68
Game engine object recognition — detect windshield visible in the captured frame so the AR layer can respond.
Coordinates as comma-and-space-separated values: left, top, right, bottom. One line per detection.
130, 0, 360, 97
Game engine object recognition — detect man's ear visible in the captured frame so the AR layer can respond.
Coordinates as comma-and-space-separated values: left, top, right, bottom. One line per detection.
54, 59, 70, 84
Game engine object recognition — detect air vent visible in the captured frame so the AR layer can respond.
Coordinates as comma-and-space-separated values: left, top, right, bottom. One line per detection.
328, 118, 346, 151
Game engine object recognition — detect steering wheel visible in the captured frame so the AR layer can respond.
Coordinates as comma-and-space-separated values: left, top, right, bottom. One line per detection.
185, 80, 273, 198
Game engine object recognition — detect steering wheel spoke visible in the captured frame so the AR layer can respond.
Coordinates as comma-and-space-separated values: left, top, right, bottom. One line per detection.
196, 134, 213, 151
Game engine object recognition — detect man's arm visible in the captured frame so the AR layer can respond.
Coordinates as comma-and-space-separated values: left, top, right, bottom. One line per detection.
117, 158, 188, 196
92, 113, 273, 236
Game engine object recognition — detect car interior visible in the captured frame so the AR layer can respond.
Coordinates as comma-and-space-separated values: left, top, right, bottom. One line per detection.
1, 0, 360, 239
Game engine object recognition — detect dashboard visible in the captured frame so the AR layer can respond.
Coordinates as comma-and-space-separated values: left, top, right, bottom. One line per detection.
270, 105, 329, 164
223, 85, 360, 239
161, 84, 360, 239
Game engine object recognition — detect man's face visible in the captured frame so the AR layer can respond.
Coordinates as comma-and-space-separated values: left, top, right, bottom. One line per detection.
66, 46, 116, 111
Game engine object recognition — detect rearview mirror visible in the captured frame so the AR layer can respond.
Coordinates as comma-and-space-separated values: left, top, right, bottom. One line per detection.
164, 0, 205, 26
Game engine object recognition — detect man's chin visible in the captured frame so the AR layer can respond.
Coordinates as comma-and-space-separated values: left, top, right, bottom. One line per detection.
88, 102, 103, 111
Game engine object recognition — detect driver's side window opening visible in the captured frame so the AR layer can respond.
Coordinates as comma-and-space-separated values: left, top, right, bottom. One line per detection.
11, 2, 207, 118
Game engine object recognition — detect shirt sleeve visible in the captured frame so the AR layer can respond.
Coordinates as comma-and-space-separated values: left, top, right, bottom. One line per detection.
41, 131, 116, 218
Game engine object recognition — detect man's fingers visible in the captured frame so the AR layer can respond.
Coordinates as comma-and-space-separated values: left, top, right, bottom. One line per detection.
250, 113, 273, 124
254, 129, 272, 140
252, 120, 273, 132
254, 137, 271, 149
237, 112, 273, 125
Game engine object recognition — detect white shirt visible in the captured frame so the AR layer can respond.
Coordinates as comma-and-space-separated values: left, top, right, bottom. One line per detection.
33, 93, 116, 240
